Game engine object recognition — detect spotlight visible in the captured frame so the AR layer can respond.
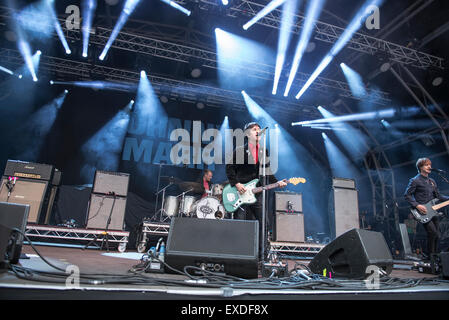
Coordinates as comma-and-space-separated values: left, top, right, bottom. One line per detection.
222, 0, 229, 5
49, 80, 54, 85
18, 74, 23, 79
64, 89, 69, 94
380, 62, 391, 72
243, 0, 287, 30
321, 132, 327, 139
140, 70, 147, 77
33, 76, 38, 82
36, 50, 42, 55
432, 76, 443, 87
191, 68, 202, 78
66, 49, 72, 55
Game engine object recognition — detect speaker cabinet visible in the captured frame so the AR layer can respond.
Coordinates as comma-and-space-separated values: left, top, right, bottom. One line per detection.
308, 228, 393, 279
330, 181, 360, 239
86, 194, 127, 231
0, 202, 30, 265
93, 170, 130, 197
166, 217, 259, 279
0, 177, 48, 224
275, 213, 305, 242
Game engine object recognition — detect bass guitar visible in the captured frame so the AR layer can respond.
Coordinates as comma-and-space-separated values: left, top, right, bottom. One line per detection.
222, 177, 306, 213
410, 198, 449, 223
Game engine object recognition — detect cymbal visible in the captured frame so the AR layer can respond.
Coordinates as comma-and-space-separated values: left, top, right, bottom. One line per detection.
178, 181, 203, 193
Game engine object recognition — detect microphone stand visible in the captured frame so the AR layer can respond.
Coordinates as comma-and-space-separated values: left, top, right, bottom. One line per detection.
260, 128, 268, 262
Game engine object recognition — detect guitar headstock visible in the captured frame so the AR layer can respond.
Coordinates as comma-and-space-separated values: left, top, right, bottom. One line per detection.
288, 177, 306, 185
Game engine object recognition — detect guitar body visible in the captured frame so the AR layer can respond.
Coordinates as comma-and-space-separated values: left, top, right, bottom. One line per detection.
222, 179, 259, 213
410, 199, 444, 224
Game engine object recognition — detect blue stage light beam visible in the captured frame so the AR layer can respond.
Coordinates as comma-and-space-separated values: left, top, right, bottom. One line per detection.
295, 0, 383, 100
51, 80, 135, 92
82, 0, 97, 57
272, 0, 299, 95
0, 65, 14, 75
284, 0, 324, 96
221, 0, 229, 5
81, 101, 133, 182
243, 0, 287, 30
29, 50, 42, 82
44, 0, 72, 54
322, 131, 360, 179
216, 29, 274, 90
14, 90, 67, 161
159, 0, 191, 16
318, 106, 368, 158
99, 0, 141, 61
340, 63, 366, 98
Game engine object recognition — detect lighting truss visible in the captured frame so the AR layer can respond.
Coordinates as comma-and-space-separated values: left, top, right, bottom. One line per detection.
194, 0, 445, 70
0, 48, 319, 118
0, 5, 391, 106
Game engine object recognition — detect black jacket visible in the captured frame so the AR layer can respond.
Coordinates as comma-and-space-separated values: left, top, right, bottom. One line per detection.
404, 173, 449, 207
225, 143, 278, 187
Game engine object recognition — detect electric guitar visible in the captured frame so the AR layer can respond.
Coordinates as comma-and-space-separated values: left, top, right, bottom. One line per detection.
222, 177, 306, 213
410, 198, 449, 223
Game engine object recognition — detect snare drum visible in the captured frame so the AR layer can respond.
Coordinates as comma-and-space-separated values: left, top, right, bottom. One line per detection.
193, 196, 226, 219
163, 196, 179, 217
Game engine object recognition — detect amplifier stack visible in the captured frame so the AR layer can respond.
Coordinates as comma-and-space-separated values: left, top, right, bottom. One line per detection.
85, 170, 130, 231
273, 191, 305, 243
0, 160, 62, 224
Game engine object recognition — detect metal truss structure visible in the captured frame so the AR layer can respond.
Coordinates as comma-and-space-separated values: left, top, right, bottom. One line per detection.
0, 5, 392, 107
269, 241, 324, 258
136, 221, 170, 253
25, 225, 130, 252
193, 0, 445, 70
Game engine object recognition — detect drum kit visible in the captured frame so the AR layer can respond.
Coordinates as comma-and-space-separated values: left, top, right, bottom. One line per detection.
154, 176, 229, 221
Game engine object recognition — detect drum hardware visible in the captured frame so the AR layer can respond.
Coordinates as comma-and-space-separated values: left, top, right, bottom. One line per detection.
176, 188, 195, 216
152, 180, 174, 222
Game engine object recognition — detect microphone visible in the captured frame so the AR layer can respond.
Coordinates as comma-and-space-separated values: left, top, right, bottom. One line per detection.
257, 127, 269, 136
431, 168, 445, 173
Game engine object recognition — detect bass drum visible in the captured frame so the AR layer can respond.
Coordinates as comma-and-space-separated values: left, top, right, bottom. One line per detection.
192, 196, 226, 220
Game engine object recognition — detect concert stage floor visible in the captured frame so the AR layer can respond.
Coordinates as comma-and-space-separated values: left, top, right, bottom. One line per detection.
1, 244, 449, 303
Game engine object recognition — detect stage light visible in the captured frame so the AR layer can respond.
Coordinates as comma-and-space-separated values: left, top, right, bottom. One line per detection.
284, 0, 324, 97
292, 108, 397, 126
82, 0, 97, 58
322, 131, 360, 179
432, 76, 443, 87
272, 0, 298, 95
340, 63, 367, 98
380, 62, 390, 72
295, 0, 383, 100
81, 102, 132, 182
140, 70, 147, 77
0, 65, 14, 75
49, 80, 54, 85
44, 0, 72, 55
14, 91, 67, 161
243, 0, 287, 30
64, 89, 69, 94
222, 0, 229, 5
216, 29, 273, 91
99, 0, 141, 61
159, 0, 191, 16
50, 80, 135, 92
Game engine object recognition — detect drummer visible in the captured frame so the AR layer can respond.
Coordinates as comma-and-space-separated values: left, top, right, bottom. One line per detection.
200, 169, 213, 198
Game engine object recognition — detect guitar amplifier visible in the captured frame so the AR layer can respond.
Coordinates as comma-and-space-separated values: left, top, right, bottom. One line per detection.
275, 191, 302, 213
4, 160, 54, 181
92, 170, 130, 197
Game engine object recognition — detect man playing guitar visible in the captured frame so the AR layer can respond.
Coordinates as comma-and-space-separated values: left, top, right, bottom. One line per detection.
404, 157, 449, 258
225, 122, 287, 260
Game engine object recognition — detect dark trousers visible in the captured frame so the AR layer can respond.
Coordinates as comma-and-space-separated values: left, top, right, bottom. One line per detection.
423, 217, 440, 255
234, 195, 266, 260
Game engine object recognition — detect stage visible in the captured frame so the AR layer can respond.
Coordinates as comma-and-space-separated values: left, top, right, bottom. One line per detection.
1, 243, 448, 301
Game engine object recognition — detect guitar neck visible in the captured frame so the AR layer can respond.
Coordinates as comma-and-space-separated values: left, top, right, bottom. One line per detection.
432, 199, 449, 211
252, 181, 283, 194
